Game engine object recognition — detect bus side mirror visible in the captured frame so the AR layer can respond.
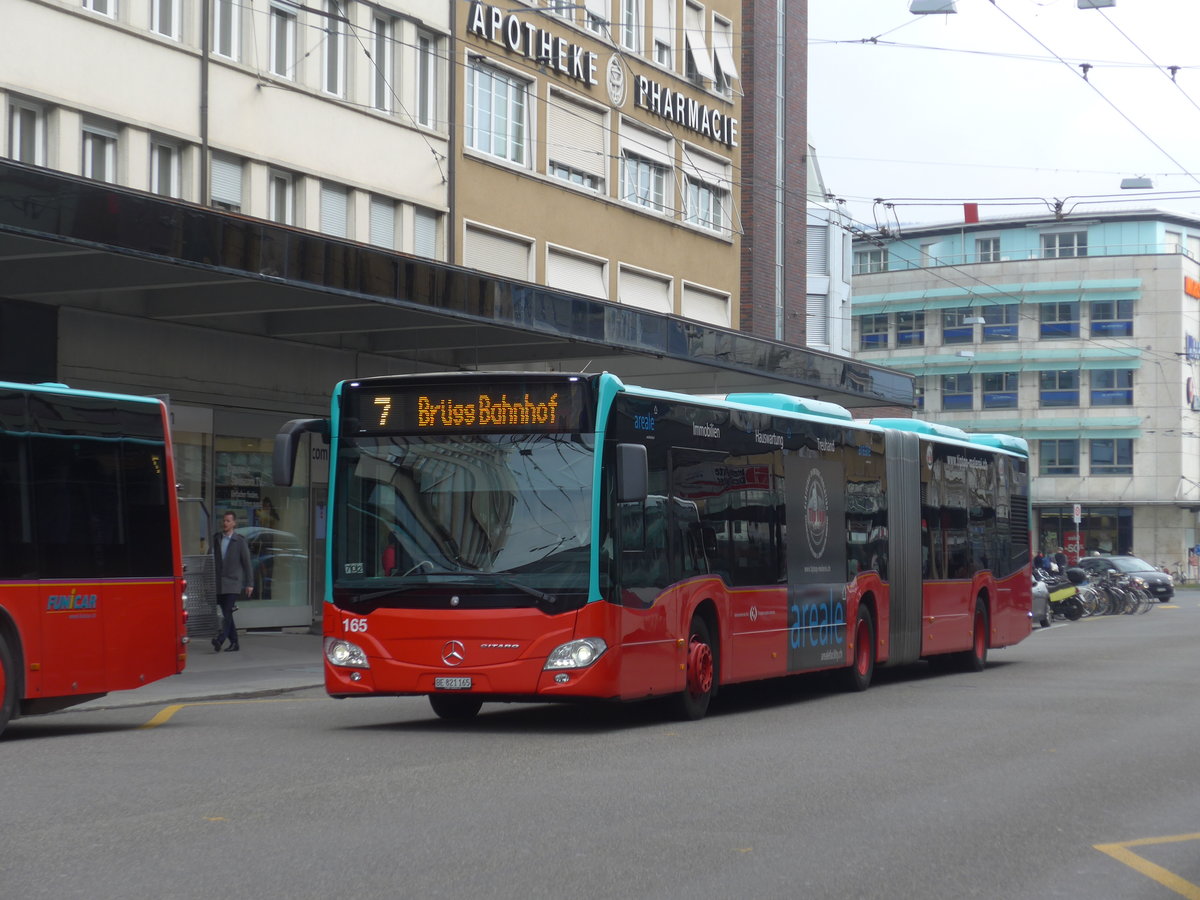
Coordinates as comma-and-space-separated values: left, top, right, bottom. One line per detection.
615, 443, 648, 503
273, 418, 328, 487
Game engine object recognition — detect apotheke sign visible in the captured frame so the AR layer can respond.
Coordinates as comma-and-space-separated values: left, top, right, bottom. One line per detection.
466, 1, 598, 87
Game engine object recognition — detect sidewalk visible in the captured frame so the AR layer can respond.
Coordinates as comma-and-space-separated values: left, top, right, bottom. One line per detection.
75, 629, 325, 711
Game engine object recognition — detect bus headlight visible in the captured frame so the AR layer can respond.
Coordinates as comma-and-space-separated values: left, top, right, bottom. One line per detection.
324, 637, 369, 669
544, 638, 607, 670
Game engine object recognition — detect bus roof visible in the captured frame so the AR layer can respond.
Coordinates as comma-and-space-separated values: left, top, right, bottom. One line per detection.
0, 379, 165, 406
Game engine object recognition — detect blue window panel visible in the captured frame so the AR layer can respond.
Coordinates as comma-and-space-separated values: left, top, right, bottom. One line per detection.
983, 324, 1018, 341
1040, 322, 1080, 338
1040, 390, 1079, 407
983, 392, 1018, 409
943, 326, 972, 344
1092, 321, 1132, 337
942, 394, 974, 410
1091, 389, 1133, 406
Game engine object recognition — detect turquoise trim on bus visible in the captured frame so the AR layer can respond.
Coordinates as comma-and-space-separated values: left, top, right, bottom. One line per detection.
969, 433, 1029, 456
591, 372, 626, 603
725, 393, 855, 422
0, 378, 165, 407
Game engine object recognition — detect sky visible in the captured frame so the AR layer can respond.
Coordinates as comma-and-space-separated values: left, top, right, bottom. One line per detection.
806, 0, 1200, 231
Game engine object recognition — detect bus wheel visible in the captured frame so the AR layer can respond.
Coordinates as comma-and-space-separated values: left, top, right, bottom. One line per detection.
954, 598, 989, 673
429, 694, 483, 721
837, 605, 875, 693
672, 616, 715, 721
0, 633, 15, 738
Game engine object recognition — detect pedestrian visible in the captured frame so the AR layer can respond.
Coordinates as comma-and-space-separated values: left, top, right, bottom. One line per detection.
212, 510, 253, 652
1054, 546, 1068, 571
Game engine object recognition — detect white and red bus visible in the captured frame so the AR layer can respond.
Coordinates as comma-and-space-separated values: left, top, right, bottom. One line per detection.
275, 372, 1031, 721
0, 381, 187, 736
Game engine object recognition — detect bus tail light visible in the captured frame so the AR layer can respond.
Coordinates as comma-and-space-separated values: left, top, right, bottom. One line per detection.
325, 637, 370, 669
544, 638, 607, 670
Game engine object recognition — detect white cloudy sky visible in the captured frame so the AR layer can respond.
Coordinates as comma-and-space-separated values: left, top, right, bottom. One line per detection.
807, 0, 1200, 230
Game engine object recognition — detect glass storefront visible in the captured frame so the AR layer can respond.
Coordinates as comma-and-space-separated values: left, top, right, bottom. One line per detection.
171, 404, 314, 631
1038, 506, 1132, 564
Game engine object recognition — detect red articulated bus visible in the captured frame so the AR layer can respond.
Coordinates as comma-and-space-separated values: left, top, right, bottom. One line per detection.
275, 372, 1031, 722
0, 381, 187, 736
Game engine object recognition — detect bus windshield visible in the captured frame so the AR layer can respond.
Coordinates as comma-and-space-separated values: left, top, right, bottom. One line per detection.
334, 432, 596, 604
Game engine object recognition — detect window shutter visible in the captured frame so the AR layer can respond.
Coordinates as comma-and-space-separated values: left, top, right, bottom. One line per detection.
807, 223, 829, 275
464, 225, 531, 281
547, 248, 607, 299
369, 196, 395, 249
210, 154, 242, 207
619, 268, 672, 313
320, 183, 349, 238
682, 284, 729, 326
807, 294, 829, 347
547, 94, 606, 179
414, 208, 439, 258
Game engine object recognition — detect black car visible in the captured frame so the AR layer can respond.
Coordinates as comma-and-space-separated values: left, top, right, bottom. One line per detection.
1076, 555, 1175, 602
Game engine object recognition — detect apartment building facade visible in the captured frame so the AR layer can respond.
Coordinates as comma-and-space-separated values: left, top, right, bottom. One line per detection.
3, 0, 884, 630
851, 210, 1200, 571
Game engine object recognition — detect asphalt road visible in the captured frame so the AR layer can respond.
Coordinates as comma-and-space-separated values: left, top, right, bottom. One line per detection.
3, 594, 1199, 900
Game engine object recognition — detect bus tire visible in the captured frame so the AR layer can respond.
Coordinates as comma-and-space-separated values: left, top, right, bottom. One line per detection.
429, 694, 483, 721
672, 616, 715, 721
0, 632, 15, 738
837, 604, 875, 693
954, 597, 989, 673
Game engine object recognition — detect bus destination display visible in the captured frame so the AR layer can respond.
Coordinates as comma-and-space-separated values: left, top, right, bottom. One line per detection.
348, 381, 591, 433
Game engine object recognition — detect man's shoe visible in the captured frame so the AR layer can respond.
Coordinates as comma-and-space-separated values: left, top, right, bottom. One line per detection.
225, 643, 239, 652
211, 637, 223, 652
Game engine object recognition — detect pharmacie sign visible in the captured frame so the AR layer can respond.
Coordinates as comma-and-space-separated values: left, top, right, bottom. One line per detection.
466, 1, 598, 86
632, 74, 738, 148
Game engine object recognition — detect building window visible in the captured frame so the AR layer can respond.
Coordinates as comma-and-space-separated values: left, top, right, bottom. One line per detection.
982, 372, 1018, 409
942, 307, 975, 344
1090, 439, 1133, 476
413, 206, 441, 258
684, 177, 727, 232
622, 153, 667, 211
1090, 369, 1133, 406
83, 0, 115, 17
324, 0, 346, 96
320, 182, 349, 238
583, 0, 607, 33
859, 314, 888, 350
269, 3, 297, 79
81, 125, 117, 183
213, 0, 239, 60
268, 170, 295, 225
548, 93, 606, 193
976, 237, 1000, 262
896, 311, 925, 347
620, 0, 643, 51
8, 100, 46, 166
1040, 440, 1079, 476
547, 0, 573, 18
466, 62, 528, 165
210, 153, 243, 212
1040, 302, 1080, 338
150, 140, 180, 198
1039, 370, 1080, 407
1042, 231, 1087, 258
711, 14, 737, 96
1091, 299, 1133, 337
982, 304, 1018, 341
683, 2, 716, 86
550, 162, 601, 191
914, 376, 925, 410
942, 374, 973, 411
653, 0, 674, 67
853, 248, 887, 274
152, 0, 181, 39
371, 17, 394, 113
369, 195, 396, 249
416, 31, 440, 128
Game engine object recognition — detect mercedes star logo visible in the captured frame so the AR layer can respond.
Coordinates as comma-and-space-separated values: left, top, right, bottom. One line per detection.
441, 640, 466, 667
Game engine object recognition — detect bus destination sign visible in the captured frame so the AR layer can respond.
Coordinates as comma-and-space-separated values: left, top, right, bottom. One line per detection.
349, 380, 591, 434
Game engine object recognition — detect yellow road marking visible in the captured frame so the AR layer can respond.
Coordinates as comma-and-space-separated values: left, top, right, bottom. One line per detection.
139, 697, 322, 729
1094, 833, 1200, 899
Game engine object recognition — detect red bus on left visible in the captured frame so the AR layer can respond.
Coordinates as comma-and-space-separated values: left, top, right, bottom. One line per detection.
0, 381, 187, 737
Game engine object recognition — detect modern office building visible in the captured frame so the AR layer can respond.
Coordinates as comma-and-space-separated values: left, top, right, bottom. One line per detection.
3, 0, 890, 631
850, 209, 1200, 570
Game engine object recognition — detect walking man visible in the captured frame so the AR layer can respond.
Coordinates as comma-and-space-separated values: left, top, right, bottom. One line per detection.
212, 510, 253, 652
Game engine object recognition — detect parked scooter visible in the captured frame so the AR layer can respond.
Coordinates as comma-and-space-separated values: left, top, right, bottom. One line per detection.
1034, 566, 1084, 620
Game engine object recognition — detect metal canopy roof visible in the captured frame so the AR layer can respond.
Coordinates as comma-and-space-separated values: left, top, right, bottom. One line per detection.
0, 160, 912, 406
